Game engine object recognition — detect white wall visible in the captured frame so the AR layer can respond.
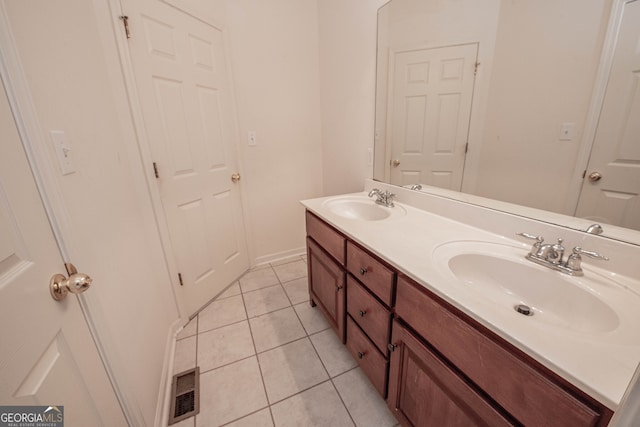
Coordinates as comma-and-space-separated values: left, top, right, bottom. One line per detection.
225, 0, 324, 264
317, 0, 388, 196
4, 0, 179, 424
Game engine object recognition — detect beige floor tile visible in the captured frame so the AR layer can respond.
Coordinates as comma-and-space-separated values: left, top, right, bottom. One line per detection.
293, 302, 330, 335
224, 408, 273, 427
333, 368, 397, 427
281, 277, 309, 305
169, 417, 194, 427
272, 260, 307, 283
243, 285, 291, 318
270, 381, 354, 427
258, 338, 329, 404
176, 317, 198, 340
197, 321, 255, 372
198, 294, 246, 333
249, 307, 306, 353
310, 328, 357, 377
216, 281, 241, 300
196, 357, 268, 427
270, 256, 303, 267
173, 335, 196, 374
239, 267, 280, 293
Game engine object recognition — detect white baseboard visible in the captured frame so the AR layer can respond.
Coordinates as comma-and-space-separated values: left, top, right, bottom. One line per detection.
253, 246, 306, 268
154, 318, 182, 427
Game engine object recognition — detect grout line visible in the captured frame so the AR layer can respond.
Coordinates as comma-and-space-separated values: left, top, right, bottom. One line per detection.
197, 317, 248, 336
239, 280, 276, 427
197, 353, 260, 377
217, 405, 271, 427
266, 377, 334, 407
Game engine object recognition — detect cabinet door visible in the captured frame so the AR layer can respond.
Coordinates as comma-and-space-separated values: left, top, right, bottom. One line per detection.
388, 320, 513, 427
307, 237, 346, 341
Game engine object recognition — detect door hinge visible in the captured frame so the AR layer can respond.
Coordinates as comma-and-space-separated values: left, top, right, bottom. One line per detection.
119, 15, 131, 39
178, 273, 184, 286
388, 343, 398, 352
465, 143, 469, 154
474, 62, 480, 76
582, 169, 587, 179
153, 162, 159, 179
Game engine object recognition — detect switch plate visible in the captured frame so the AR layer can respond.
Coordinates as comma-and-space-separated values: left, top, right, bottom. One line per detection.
248, 131, 257, 146
50, 131, 76, 175
558, 122, 575, 141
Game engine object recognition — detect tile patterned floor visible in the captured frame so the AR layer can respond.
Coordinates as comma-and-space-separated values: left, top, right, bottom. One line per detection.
170, 256, 400, 427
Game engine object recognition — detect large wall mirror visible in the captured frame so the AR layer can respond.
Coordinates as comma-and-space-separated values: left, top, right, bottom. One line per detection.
373, 0, 640, 244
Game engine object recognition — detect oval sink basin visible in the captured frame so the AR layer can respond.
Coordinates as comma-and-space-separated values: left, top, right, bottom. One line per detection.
432, 241, 624, 335
323, 196, 406, 221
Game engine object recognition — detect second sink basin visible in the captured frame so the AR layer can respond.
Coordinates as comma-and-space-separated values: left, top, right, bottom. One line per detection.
431, 241, 632, 337
323, 196, 406, 221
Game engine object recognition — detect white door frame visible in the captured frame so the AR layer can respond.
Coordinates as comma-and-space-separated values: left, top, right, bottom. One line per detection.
0, 3, 144, 425
565, 0, 630, 215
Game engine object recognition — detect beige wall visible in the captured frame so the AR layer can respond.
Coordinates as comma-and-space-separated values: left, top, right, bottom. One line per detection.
4, 0, 179, 423
317, 0, 388, 196
225, 0, 324, 263
474, 0, 611, 214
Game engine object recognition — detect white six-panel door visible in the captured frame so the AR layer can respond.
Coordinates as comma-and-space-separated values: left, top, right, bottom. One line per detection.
124, 0, 249, 315
0, 78, 126, 425
576, 0, 640, 230
388, 44, 477, 190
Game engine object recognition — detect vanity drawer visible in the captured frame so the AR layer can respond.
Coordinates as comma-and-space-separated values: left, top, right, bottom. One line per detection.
306, 211, 345, 265
346, 241, 394, 306
394, 275, 606, 427
346, 275, 391, 355
346, 315, 388, 398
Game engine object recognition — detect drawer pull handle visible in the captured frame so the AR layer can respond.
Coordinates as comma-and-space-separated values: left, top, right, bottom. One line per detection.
358, 310, 366, 317
359, 267, 368, 275
357, 351, 365, 359
336, 285, 343, 292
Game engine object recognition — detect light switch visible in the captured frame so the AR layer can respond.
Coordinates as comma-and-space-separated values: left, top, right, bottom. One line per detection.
50, 131, 76, 175
248, 131, 257, 146
558, 122, 575, 141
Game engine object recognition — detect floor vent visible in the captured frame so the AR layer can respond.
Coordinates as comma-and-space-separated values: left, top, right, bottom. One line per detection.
168, 367, 200, 425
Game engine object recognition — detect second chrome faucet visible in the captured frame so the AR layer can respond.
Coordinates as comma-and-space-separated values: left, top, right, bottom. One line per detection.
517, 232, 609, 276
368, 188, 396, 207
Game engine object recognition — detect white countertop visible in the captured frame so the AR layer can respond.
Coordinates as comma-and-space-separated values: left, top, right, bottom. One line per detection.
301, 190, 640, 410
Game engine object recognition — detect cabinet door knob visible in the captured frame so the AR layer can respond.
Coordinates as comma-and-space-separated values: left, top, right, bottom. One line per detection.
359, 267, 368, 276
357, 351, 365, 359
336, 285, 343, 292
358, 310, 366, 317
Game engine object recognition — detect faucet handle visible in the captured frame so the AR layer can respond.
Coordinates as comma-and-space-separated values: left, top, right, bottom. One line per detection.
517, 232, 544, 243
572, 247, 609, 261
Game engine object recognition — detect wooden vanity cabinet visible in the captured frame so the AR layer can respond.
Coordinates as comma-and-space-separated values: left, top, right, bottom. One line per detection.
305, 210, 614, 426
392, 275, 614, 427
388, 319, 514, 427
306, 212, 346, 341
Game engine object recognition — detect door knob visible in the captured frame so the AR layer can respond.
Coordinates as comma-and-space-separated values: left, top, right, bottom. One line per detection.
50, 263, 92, 301
231, 173, 241, 183
588, 171, 602, 182
391, 159, 400, 168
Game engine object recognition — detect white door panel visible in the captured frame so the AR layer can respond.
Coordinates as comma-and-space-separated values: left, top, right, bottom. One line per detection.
576, 0, 640, 230
125, 0, 249, 315
0, 77, 125, 425
388, 44, 477, 190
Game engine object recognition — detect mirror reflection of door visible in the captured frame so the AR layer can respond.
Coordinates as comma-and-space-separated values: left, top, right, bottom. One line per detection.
387, 43, 478, 190
575, 0, 640, 231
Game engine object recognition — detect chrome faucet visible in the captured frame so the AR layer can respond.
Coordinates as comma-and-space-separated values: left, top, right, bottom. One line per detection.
368, 188, 396, 207
517, 232, 609, 276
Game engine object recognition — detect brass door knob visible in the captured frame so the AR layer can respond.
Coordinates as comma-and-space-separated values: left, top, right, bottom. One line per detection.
231, 173, 241, 183
391, 159, 400, 168
588, 171, 602, 182
50, 263, 92, 301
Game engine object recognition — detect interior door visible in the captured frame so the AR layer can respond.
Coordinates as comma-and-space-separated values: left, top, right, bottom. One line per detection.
123, 0, 249, 315
0, 79, 126, 425
575, 0, 640, 230
388, 44, 477, 190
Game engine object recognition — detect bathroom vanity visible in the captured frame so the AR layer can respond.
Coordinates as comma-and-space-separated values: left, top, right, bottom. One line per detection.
302, 182, 640, 426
